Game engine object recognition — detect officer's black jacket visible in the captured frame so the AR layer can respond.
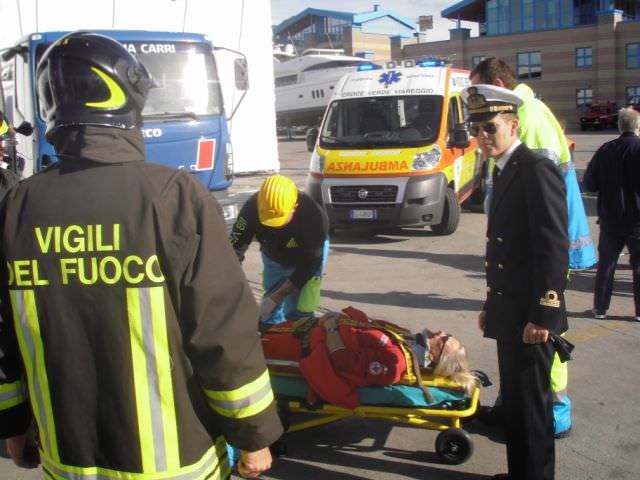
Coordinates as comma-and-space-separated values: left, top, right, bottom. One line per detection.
484, 143, 569, 341
0, 126, 282, 477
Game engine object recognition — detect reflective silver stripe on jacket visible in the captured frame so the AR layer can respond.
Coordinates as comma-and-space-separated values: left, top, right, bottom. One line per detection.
40, 436, 230, 480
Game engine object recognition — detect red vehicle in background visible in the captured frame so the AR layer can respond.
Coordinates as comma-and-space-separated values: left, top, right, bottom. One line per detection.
580, 102, 618, 130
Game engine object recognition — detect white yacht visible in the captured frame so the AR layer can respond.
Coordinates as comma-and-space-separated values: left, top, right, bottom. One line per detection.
274, 47, 376, 128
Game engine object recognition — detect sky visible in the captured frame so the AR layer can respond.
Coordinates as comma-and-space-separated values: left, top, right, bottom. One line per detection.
270, 0, 479, 43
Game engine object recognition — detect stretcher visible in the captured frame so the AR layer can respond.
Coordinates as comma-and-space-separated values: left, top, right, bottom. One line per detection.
267, 359, 480, 465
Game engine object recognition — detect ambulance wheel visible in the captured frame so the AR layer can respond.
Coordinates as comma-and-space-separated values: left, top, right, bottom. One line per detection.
435, 428, 473, 464
465, 163, 487, 209
431, 188, 460, 235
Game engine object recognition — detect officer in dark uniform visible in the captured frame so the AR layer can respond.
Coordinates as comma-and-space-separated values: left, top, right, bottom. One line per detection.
462, 85, 568, 480
0, 32, 282, 479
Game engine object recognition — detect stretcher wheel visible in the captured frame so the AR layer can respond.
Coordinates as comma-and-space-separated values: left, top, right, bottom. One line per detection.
435, 428, 473, 464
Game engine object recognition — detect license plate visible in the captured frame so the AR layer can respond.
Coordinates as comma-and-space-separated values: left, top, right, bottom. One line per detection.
350, 209, 376, 219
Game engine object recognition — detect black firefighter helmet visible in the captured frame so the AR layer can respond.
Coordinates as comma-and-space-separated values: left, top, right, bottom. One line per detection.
36, 31, 154, 141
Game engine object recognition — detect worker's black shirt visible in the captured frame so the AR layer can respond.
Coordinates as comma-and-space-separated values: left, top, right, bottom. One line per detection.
230, 191, 329, 289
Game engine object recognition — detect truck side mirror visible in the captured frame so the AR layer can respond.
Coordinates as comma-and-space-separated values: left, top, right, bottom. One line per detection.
234, 58, 249, 91
14, 121, 34, 136
450, 123, 470, 149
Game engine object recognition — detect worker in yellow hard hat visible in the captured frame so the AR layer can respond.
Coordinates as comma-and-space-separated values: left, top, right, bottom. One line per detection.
230, 174, 330, 325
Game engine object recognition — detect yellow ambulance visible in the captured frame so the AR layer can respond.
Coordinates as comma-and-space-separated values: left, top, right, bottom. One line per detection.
305, 59, 483, 235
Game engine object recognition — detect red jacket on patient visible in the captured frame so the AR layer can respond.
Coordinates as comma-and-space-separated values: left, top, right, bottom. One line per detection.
261, 308, 406, 408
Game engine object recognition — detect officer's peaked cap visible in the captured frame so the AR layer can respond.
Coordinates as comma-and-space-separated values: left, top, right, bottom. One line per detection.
461, 84, 523, 122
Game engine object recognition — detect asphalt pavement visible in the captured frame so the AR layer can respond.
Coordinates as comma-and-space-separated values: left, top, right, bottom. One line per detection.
3, 131, 639, 480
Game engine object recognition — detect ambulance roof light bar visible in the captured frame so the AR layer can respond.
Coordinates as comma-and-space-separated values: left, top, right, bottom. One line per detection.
357, 63, 383, 71
417, 58, 446, 67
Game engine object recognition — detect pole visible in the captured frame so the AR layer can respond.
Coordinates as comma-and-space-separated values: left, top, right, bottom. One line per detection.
16, 0, 24, 37
182, 0, 188, 32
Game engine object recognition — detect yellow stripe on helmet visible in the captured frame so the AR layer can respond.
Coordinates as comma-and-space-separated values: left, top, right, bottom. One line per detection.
85, 67, 127, 109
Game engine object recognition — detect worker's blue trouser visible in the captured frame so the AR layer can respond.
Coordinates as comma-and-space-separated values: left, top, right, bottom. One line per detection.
261, 239, 330, 325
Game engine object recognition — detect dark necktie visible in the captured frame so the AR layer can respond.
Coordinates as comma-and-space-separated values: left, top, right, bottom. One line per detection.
492, 165, 501, 186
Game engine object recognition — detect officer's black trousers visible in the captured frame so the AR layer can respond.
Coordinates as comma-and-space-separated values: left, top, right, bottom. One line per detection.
497, 339, 555, 480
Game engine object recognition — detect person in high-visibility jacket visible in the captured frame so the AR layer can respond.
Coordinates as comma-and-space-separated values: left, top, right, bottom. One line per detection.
0, 31, 283, 479
0, 111, 8, 136
470, 57, 584, 438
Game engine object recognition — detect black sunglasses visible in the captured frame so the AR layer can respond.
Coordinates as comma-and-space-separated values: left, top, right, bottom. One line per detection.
469, 122, 499, 137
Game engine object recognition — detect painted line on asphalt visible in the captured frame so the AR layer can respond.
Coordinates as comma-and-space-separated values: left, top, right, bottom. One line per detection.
565, 320, 632, 344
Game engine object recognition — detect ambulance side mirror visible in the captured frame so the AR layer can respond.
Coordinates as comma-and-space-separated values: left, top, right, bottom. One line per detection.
450, 123, 470, 149
306, 126, 319, 152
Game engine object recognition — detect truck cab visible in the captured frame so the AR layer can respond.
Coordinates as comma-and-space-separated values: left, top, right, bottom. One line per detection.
1, 31, 247, 225
305, 59, 482, 235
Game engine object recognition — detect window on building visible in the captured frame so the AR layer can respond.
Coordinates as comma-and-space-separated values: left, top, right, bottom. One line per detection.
472, 56, 486, 68
576, 47, 592, 68
326, 16, 349, 42
517, 51, 541, 79
626, 86, 640, 105
576, 88, 592, 109
522, 0, 534, 30
627, 43, 640, 69
546, 0, 560, 29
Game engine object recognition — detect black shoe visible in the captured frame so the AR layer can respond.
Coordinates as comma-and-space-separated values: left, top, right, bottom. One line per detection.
555, 426, 572, 439
476, 405, 506, 427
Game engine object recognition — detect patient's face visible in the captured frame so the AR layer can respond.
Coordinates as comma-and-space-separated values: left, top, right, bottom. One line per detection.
428, 331, 461, 364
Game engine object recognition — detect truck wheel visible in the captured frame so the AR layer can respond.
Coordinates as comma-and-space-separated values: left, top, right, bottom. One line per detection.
431, 188, 460, 235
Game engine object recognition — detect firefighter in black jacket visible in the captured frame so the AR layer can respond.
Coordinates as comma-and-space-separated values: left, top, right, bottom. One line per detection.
0, 31, 282, 479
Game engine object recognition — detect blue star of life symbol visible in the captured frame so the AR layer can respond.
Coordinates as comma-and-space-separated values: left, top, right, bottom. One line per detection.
379, 70, 402, 88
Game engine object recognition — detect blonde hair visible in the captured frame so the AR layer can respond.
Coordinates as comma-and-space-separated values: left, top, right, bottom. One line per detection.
433, 343, 479, 396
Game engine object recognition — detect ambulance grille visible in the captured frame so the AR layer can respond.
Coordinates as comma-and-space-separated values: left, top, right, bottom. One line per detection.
330, 185, 398, 203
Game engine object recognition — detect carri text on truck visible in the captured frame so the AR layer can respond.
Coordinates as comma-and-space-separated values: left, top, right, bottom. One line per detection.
1, 30, 248, 224
305, 59, 483, 235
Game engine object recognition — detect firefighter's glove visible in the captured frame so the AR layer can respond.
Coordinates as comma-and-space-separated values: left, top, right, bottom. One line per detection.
258, 297, 277, 323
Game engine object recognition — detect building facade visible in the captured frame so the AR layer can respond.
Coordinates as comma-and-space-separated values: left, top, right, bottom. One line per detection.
272, 5, 420, 60
403, 0, 640, 128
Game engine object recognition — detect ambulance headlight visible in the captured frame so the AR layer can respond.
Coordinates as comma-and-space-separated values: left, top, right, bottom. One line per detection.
309, 150, 325, 173
412, 145, 441, 171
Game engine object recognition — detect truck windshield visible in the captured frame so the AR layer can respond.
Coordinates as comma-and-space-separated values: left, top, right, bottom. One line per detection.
35, 41, 223, 119
133, 43, 223, 117
320, 96, 443, 149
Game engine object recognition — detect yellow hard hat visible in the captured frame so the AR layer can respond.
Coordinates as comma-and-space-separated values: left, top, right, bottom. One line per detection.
258, 175, 298, 227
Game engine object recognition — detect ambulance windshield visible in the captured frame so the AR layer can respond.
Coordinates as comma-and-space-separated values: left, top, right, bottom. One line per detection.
320, 96, 442, 148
